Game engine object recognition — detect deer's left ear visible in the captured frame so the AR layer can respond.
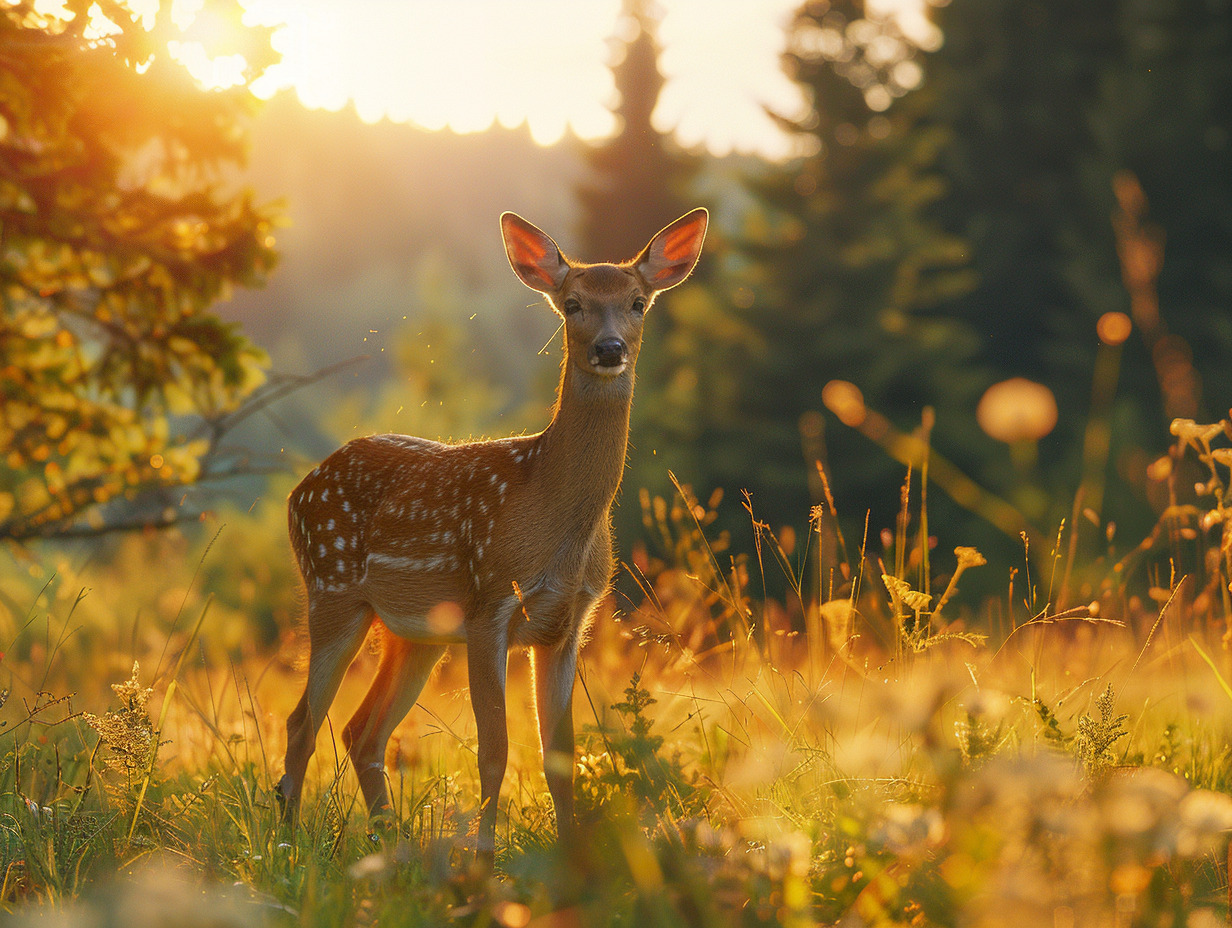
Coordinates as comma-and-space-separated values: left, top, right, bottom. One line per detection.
501, 212, 569, 293
635, 208, 708, 292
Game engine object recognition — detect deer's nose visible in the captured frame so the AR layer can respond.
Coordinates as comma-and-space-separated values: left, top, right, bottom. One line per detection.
590, 338, 627, 368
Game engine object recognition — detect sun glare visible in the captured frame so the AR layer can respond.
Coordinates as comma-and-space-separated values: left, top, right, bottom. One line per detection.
243, 0, 622, 145
34, 0, 933, 158
240, 0, 821, 154
657, 0, 805, 159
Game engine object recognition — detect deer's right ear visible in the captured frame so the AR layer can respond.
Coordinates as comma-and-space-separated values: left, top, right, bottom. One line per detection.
501, 212, 569, 293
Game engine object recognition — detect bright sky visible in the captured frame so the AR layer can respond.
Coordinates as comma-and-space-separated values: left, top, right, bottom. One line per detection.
63, 0, 936, 160
240, 0, 817, 157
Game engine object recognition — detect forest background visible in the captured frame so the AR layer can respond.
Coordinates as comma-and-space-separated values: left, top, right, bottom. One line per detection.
4, 0, 1230, 613
2, 0, 1232, 922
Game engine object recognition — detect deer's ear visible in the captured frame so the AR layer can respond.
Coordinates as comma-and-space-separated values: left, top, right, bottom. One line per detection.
635, 208, 708, 292
501, 212, 569, 293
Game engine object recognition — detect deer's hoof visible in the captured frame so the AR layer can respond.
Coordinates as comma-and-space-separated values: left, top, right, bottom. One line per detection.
274, 774, 299, 822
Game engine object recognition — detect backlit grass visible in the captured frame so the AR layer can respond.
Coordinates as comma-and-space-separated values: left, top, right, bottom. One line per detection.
3, 413, 1232, 926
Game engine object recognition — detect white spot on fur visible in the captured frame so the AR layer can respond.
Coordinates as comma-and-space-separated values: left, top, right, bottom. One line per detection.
366, 551, 457, 572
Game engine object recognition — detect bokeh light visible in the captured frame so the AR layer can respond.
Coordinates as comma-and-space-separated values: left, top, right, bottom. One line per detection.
822, 380, 867, 428
1097, 311, 1132, 346
976, 378, 1058, 444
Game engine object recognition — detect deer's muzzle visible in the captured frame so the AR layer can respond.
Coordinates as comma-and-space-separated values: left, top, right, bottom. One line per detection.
590, 338, 628, 372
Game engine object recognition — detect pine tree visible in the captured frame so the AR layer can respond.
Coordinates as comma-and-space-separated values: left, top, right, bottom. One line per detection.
709, 0, 979, 540
574, 0, 695, 262
573, 0, 716, 542
924, 0, 1232, 542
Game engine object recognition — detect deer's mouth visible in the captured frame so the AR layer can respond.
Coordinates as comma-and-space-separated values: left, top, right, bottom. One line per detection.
589, 357, 628, 377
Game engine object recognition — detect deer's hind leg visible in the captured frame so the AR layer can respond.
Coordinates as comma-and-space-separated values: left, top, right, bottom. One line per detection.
279, 594, 373, 819
343, 633, 446, 814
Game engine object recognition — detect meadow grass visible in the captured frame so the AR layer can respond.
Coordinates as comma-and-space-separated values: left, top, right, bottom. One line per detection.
3, 414, 1232, 926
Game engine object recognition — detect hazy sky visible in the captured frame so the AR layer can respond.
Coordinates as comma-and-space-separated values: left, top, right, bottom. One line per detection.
229, 0, 932, 159
93, 0, 934, 160
240, 0, 811, 157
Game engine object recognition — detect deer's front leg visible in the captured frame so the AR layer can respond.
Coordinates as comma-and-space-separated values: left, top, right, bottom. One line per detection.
468, 629, 509, 868
531, 638, 579, 846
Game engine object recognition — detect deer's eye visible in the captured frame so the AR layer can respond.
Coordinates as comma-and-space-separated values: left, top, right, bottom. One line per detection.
631, 297, 647, 315
563, 298, 582, 315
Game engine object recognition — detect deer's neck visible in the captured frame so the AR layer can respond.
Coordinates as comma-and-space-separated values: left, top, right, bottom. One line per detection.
537, 361, 633, 525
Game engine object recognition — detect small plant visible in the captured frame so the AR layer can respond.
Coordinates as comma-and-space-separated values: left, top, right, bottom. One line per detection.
581, 673, 699, 824
1029, 695, 1072, 748
954, 710, 1008, 768
1075, 684, 1129, 780
82, 663, 157, 782
881, 551, 989, 655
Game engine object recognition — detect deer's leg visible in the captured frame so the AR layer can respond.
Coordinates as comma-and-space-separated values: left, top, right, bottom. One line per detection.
531, 638, 579, 846
467, 630, 510, 867
342, 635, 446, 815
279, 597, 373, 820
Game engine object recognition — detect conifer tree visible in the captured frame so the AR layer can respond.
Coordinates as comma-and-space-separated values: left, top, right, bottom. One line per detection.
574, 0, 715, 540
575, 0, 694, 261
924, 0, 1231, 539
713, 0, 978, 536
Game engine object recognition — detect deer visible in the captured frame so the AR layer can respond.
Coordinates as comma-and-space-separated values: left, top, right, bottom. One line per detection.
276, 207, 708, 866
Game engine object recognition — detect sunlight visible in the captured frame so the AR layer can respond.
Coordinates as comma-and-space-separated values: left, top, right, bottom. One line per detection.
239, 0, 820, 154
166, 40, 249, 87
31, 0, 932, 156
244, 0, 621, 145
657, 0, 806, 159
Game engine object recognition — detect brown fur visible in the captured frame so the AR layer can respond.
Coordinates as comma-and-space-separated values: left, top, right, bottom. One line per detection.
276, 208, 708, 865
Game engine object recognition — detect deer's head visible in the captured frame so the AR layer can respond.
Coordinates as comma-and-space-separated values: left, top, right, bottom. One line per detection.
501, 209, 708, 392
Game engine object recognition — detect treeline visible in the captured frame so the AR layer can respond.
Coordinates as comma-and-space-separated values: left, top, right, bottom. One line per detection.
596, 0, 1232, 583
5, 0, 1229, 607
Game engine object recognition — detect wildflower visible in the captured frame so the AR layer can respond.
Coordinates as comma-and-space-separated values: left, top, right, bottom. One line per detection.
818, 599, 855, 649
1177, 789, 1232, 856
884, 576, 932, 613
882, 575, 911, 601
1170, 418, 1223, 447
82, 662, 157, 776
954, 546, 986, 569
